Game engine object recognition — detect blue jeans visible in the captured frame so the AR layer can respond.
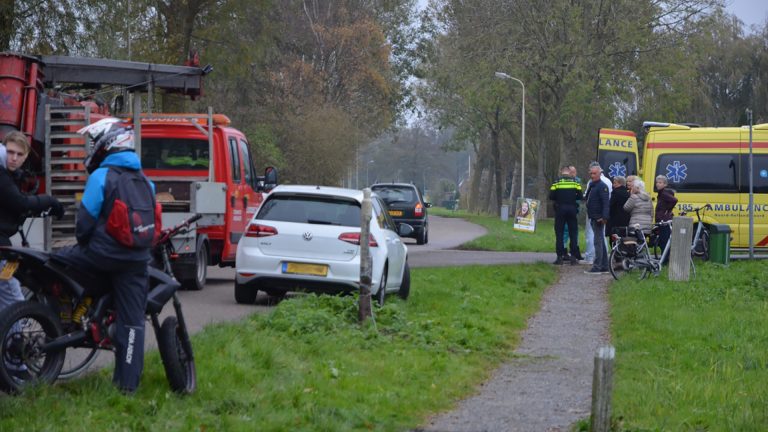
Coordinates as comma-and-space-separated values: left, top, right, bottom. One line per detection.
0, 270, 27, 372
590, 220, 609, 271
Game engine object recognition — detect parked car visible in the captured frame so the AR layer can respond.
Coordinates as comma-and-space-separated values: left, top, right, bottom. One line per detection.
370, 183, 431, 245
235, 185, 413, 305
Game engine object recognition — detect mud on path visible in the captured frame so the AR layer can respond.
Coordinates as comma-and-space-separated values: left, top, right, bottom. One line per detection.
421, 265, 612, 432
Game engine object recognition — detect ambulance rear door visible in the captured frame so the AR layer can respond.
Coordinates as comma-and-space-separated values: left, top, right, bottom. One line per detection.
597, 128, 639, 180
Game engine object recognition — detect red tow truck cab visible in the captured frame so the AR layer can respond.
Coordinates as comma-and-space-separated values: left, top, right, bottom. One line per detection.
139, 113, 276, 289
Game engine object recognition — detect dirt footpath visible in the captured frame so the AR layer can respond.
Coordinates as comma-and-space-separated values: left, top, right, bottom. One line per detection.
421, 265, 612, 432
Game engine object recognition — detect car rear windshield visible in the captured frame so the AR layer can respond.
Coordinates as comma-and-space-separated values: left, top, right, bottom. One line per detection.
256, 195, 361, 226
371, 186, 419, 204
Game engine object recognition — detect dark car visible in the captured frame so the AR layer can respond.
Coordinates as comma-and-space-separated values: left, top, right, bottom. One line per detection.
370, 183, 431, 245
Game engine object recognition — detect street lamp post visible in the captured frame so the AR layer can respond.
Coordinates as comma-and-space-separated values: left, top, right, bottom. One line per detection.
494, 71, 525, 199
366, 160, 374, 186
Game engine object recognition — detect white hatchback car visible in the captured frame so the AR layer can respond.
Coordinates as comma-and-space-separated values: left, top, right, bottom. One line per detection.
235, 185, 413, 305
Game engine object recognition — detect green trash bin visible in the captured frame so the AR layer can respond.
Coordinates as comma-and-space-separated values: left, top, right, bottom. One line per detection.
708, 224, 731, 265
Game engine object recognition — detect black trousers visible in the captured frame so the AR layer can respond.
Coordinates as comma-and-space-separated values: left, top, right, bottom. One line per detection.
554, 206, 580, 257
54, 245, 149, 392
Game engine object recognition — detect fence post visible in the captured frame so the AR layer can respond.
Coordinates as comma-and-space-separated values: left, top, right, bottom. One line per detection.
358, 188, 372, 322
590, 345, 615, 432
669, 216, 693, 281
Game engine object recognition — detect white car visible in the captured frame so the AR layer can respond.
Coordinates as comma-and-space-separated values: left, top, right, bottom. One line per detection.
235, 185, 413, 305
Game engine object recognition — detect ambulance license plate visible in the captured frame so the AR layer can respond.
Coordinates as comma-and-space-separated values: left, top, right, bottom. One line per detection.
282, 262, 328, 277
0, 261, 19, 281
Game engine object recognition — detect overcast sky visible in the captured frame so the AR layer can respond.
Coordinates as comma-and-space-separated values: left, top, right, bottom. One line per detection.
726, 0, 768, 30
415, 0, 767, 32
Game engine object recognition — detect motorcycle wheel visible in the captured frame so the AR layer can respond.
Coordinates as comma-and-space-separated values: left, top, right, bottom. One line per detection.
157, 315, 196, 394
0, 301, 65, 393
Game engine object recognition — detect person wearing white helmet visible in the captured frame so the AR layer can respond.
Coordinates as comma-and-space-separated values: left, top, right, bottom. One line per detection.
54, 117, 158, 394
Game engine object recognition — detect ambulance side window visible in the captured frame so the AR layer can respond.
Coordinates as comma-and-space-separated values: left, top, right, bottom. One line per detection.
742, 154, 768, 194
656, 154, 738, 192
228, 137, 241, 183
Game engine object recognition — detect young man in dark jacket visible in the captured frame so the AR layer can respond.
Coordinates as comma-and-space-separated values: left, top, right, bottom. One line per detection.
584, 164, 610, 274
0, 132, 63, 377
54, 118, 157, 394
549, 166, 582, 265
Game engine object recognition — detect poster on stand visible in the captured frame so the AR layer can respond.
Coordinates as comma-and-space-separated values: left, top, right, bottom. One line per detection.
513, 197, 539, 232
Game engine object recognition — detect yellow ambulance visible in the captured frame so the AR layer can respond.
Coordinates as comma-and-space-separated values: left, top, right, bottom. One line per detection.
597, 122, 768, 251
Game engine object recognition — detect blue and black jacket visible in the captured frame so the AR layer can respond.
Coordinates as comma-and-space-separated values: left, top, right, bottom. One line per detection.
76, 151, 155, 262
585, 179, 610, 221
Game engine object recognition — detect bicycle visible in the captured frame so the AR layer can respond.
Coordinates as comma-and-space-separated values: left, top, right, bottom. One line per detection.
679, 204, 712, 260
609, 219, 697, 280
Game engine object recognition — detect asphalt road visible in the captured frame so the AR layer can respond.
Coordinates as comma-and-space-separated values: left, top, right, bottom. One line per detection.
78, 214, 550, 375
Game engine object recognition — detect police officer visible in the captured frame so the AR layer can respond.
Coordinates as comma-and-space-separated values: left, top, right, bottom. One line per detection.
54, 118, 156, 394
549, 166, 582, 265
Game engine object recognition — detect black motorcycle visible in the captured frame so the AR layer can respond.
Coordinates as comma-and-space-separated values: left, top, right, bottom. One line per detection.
0, 214, 201, 394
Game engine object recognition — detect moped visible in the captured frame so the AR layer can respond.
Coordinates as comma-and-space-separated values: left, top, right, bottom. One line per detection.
0, 214, 201, 393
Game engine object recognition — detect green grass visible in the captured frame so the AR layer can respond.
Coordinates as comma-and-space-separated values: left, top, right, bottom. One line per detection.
0, 264, 554, 431
610, 260, 768, 431
431, 207, 586, 252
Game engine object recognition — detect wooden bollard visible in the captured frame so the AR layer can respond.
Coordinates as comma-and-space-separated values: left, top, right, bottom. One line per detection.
358, 188, 372, 322
590, 345, 615, 432
669, 216, 693, 281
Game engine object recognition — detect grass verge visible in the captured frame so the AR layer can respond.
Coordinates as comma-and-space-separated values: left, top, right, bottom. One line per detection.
610, 260, 768, 430
431, 207, 586, 253
0, 264, 554, 431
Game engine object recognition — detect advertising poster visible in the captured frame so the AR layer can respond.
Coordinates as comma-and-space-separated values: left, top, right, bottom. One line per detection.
513, 197, 539, 232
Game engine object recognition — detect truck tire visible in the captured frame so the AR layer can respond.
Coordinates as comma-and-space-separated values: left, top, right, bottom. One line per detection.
182, 237, 208, 291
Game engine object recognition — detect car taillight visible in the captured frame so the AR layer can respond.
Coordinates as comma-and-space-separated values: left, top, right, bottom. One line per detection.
414, 202, 424, 217
245, 223, 278, 237
338, 232, 378, 247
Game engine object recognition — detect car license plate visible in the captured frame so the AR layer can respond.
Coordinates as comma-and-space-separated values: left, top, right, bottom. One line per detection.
388, 210, 403, 217
0, 261, 19, 281
282, 262, 328, 276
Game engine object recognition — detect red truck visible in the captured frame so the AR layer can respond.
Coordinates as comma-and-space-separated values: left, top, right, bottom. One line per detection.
0, 52, 276, 289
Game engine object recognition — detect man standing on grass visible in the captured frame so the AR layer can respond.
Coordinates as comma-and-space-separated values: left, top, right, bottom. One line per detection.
584, 164, 610, 274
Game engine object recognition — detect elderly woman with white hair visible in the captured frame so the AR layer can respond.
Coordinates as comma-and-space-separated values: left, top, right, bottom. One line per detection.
623, 178, 653, 233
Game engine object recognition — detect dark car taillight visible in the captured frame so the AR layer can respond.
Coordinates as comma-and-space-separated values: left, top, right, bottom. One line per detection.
245, 223, 278, 238
414, 202, 424, 217
338, 232, 378, 247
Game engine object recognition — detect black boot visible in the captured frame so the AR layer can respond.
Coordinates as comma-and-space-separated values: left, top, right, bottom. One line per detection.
552, 256, 564, 265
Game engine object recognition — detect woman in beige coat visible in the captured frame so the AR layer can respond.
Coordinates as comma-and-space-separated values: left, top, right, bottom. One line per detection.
623, 178, 653, 233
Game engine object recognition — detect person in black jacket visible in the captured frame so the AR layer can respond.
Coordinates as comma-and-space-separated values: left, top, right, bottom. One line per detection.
549, 166, 582, 265
607, 176, 631, 237
584, 164, 610, 274
0, 132, 63, 377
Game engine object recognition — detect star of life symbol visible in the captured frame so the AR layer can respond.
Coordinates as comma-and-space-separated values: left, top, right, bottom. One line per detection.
608, 162, 626, 178
666, 160, 687, 183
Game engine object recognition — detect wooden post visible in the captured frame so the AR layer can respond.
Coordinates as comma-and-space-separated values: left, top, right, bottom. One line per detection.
358, 188, 372, 322
669, 216, 693, 281
590, 345, 615, 432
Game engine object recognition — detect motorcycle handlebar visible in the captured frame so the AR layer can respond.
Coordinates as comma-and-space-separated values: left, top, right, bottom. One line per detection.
156, 213, 203, 245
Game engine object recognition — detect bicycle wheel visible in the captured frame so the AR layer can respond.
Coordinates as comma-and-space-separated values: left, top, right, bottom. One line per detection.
693, 228, 710, 260
609, 249, 638, 280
